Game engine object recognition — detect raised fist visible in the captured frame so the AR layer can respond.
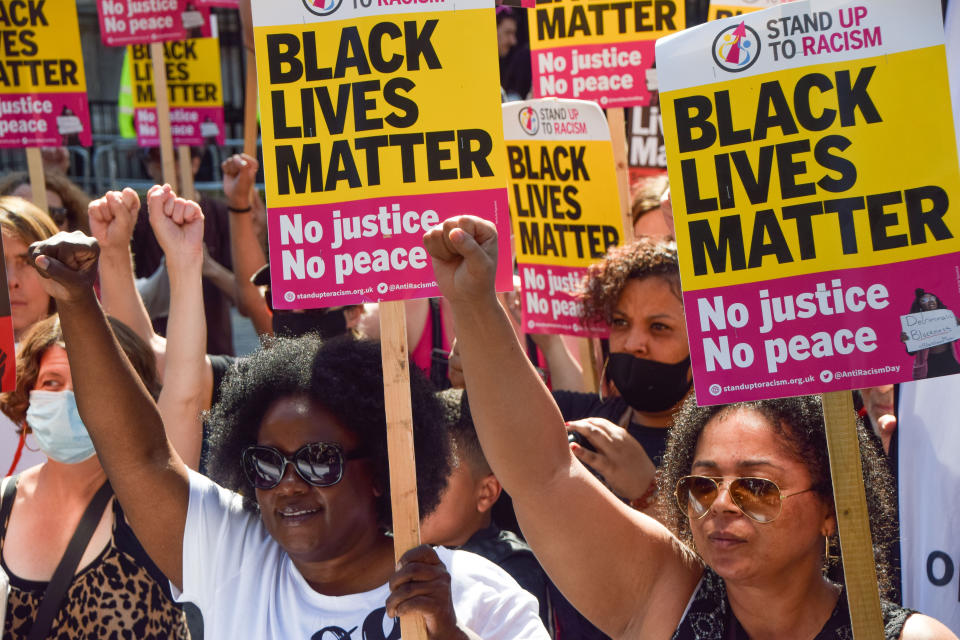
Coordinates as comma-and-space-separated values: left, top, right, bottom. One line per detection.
29, 231, 100, 303
88, 188, 139, 253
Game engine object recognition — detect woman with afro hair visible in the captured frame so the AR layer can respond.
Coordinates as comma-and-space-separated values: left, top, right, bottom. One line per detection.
23, 202, 548, 640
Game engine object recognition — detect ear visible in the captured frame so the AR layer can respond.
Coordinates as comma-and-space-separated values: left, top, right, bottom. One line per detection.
820, 503, 837, 538
475, 474, 501, 513
191, 156, 203, 176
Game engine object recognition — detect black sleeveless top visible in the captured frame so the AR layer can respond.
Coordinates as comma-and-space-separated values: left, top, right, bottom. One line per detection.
673, 567, 913, 640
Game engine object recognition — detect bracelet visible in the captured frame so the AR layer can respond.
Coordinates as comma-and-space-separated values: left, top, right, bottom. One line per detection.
227, 204, 253, 213
629, 474, 660, 511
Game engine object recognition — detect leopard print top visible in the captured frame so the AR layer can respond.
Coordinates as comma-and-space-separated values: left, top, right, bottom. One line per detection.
1, 478, 190, 640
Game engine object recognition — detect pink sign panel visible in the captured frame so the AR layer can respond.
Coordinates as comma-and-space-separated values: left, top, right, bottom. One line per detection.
519, 264, 607, 337
685, 253, 960, 404
0, 93, 92, 148
134, 106, 225, 146
268, 190, 514, 309
532, 41, 657, 108
98, 0, 187, 46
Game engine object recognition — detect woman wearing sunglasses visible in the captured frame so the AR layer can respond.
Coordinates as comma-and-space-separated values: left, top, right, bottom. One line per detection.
422, 216, 956, 640
24, 203, 549, 639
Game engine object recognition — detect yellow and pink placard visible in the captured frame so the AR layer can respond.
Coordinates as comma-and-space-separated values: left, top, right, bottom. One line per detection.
658, 0, 960, 403
129, 37, 225, 146
529, 0, 684, 108
253, 0, 512, 309
504, 99, 623, 336
0, 0, 92, 147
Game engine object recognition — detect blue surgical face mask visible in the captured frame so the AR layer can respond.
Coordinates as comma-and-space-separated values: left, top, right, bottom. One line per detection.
26, 390, 96, 464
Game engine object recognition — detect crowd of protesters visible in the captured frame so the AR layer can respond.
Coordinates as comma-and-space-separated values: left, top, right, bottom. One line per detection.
0, 6, 959, 640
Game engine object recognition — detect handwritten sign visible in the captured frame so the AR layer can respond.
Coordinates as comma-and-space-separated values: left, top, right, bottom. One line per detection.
901, 309, 960, 352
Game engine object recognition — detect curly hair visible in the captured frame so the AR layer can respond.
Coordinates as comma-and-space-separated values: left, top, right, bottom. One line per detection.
578, 237, 681, 327
656, 394, 899, 599
0, 171, 91, 233
0, 314, 160, 428
436, 388, 490, 477
204, 335, 452, 531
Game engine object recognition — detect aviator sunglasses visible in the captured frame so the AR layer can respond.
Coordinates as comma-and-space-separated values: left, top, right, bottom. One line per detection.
675, 475, 815, 524
241, 442, 368, 490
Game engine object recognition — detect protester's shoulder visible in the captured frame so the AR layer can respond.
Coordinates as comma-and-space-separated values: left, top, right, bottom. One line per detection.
186, 468, 249, 516
898, 613, 958, 640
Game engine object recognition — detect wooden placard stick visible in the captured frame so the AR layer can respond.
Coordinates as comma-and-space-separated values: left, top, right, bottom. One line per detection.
178, 146, 195, 201
821, 390, 885, 639
579, 338, 599, 393
378, 300, 428, 640
606, 107, 634, 244
25, 148, 48, 214
150, 41, 178, 191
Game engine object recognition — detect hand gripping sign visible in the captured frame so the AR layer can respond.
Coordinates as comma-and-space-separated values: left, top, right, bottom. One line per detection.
504, 99, 623, 336
528, 0, 684, 108
0, 0, 92, 148
253, 0, 512, 310
657, 0, 960, 404
130, 37, 226, 146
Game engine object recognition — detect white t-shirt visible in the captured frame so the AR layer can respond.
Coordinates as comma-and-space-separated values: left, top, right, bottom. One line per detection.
176, 470, 550, 640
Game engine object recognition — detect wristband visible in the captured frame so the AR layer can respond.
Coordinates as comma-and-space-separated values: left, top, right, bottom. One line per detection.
228, 204, 253, 213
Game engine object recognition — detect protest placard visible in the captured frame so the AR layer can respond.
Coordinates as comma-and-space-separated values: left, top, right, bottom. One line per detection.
253, 0, 512, 310
528, 0, 684, 108
504, 99, 622, 335
657, 0, 960, 404
627, 103, 667, 174
130, 37, 225, 147
98, 0, 187, 47
0, 0, 92, 148
707, 0, 785, 21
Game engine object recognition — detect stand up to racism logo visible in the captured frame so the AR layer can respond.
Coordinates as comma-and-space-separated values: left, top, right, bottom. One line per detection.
519, 106, 540, 135
302, 0, 344, 16
712, 21, 761, 71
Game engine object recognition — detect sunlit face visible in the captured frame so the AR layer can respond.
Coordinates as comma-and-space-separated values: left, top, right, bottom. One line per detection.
860, 385, 894, 426
497, 18, 518, 57
687, 409, 833, 585
3, 231, 52, 338
254, 396, 380, 566
33, 345, 73, 392
608, 276, 689, 365
632, 209, 673, 240
11, 184, 66, 231
919, 294, 939, 311
420, 456, 482, 547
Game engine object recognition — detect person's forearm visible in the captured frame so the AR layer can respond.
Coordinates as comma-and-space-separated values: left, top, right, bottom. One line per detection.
99, 249, 167, 374
159, 256, 206, 469
450, 294, 570, 498
228, 210, 272, 332
538, 334, 587, 392
202, 254, 238, 304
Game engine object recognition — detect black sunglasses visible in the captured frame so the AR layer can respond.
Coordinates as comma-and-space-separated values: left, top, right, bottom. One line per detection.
241, 442, 368, 490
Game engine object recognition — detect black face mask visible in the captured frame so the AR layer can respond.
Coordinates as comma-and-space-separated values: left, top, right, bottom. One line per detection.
606, 352, 692, 413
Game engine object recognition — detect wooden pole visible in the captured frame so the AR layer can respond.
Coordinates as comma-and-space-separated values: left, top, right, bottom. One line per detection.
178, 146, 195, 200
243, 57, 259, 159
25, 148, 48, 214
379, 300, 428, 640
606, 107, 634, 244
821, 390, 885, 639
150, 42, 178, 191
579, 338, 599, 393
